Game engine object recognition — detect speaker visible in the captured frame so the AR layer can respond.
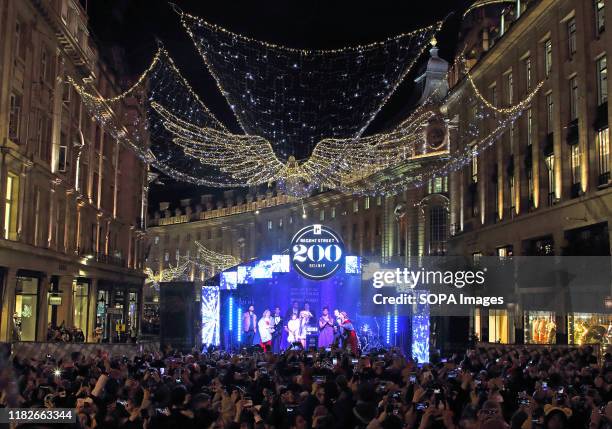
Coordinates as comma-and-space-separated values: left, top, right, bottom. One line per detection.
159, 282, 196, 352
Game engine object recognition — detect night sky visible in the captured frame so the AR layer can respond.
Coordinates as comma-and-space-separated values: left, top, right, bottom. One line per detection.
86, 0, 468, 210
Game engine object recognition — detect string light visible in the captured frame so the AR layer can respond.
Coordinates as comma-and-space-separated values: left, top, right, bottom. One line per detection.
179, 10, 442, 158
69, 16, 540, 198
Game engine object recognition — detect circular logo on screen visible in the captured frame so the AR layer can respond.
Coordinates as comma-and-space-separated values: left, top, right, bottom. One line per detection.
290, 225, 345, 280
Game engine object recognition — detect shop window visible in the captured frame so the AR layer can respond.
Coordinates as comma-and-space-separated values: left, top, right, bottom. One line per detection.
525, 311, 556, 344
473, 308, 482, 341
597, 128, 610, 185
72, 280, 89, 340
488, 309, 509, 343
497, 245, 514, 259
545, 154, 555, 206
14, 276, 39, 341
128, 292, 138, 339
570, 144, 581, 188
569, 313, 611, 346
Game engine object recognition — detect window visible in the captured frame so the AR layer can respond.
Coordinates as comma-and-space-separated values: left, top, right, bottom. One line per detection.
40, 47, 48, 82
58, 132, 68, 172
509, 176, 516, 211
429, 206, 448, 256
175, 248, 180, 261
525, 57, 532, 90
491, 85, 497, 108
267, 220, 273, 230
595, 0, 605, 35
472, 252, 483, 264
568, 18, 577, 57
544, 39, 553, 77
570, 144, 581, 186
597, 56, 608, 106
154, 236, 159, 245
365, 197, 370, 210
596, 127, 610, 184
353, 200, 359, 213
546, 93, 554, 134
319, 209, 325, 221
506, 72, 513, 104
164, 250, 169, 262
527, 108, 533, 145
15, 276, 39, 341
331, 207, 336, 219
471, 154, 478, 183
569, 76, 578, 120
8, 93, 21, 141
527, 165, 534, 207
545, 154, 555, 205
376, 196, 382, 206
73, 281, 89, 338
14, 19, 25, 60
497, 245, 514, 259
278, 218, 283, 228
4, 173, 19, 240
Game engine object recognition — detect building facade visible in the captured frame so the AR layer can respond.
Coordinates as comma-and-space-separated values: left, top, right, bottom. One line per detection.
0, 0, 148, 343
447, 0, 612, 348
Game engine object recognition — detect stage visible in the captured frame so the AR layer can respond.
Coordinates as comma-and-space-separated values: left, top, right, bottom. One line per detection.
197, 252, 430, 361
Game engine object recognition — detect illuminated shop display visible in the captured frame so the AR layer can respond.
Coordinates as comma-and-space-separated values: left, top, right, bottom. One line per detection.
524, 311, 556, 344
568, 313, 612, 347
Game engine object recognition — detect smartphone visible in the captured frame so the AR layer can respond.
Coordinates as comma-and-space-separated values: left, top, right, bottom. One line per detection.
351, 358, 358, 364
416, 402, 429, 411
325, 347, 331, 352
441, 358, 448, 363
160, 368, 165, 375
117, 400, 128, 406
314, 376, 326, 383
332, 358, 338, 365
307, 354, 313, 358
542, 381, 548, 390
409, 375, 417, 383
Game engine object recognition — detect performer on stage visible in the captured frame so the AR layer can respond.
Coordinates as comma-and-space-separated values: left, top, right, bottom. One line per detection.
318, 306, 334, 348
332, 308, 343, 348
304, 302, 316, 323
286, 301, 300, 321
286, 313, 300, 346
298, 309, 313, 348
272, 306, 283, 353
258, 309, 274, 352
338, 311, 358, 355
242, 305, 257, 346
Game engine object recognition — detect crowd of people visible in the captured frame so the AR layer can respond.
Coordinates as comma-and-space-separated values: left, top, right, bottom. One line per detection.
1, 343, 611, 429
45, 323, 86, 343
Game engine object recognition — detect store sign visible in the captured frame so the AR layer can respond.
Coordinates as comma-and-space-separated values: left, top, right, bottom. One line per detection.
290, 224, 344, 280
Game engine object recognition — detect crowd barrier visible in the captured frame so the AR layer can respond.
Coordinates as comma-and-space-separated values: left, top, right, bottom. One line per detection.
1, 340, 160, 360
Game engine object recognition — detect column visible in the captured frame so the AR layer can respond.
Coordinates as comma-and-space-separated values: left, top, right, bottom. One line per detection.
55, 275, 74, 329
87, 278, 99, 343
0, 268, 17, 342
36, 274, 50, 342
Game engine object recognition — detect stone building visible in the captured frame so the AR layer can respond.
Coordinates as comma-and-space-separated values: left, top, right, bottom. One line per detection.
447, 0, 612, 347
0, 0, 148, 343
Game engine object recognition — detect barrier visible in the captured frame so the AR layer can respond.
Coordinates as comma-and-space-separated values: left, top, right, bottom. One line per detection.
2, 341, 160, 361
